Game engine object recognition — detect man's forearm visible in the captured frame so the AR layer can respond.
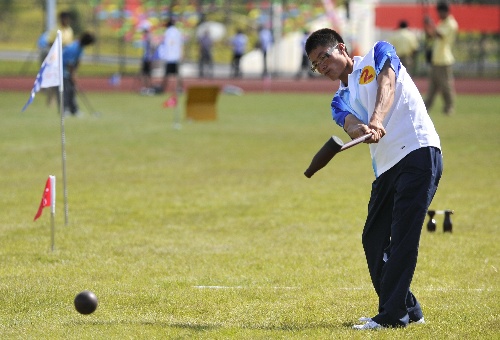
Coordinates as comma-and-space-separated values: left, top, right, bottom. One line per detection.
372, 73, 394, 125
343, 114, 371, 140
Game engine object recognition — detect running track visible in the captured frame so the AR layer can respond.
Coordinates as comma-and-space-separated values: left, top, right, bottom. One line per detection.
1, 76, 499, 94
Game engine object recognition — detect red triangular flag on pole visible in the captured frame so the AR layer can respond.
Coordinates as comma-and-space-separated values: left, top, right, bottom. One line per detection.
163, 94, 178, 108
34, 176, 54, 221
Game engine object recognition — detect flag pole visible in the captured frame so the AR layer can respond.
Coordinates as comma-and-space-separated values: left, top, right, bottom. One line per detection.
50, 175, 56, 251
51, 212, 55, 251
57, 30, 69, 225
173, 77, 181, 130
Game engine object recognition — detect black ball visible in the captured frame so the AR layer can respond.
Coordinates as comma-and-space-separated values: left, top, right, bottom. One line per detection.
74, 290, 98, 314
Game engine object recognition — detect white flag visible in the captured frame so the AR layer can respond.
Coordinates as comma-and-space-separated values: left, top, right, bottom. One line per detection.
22, 33, 62, 111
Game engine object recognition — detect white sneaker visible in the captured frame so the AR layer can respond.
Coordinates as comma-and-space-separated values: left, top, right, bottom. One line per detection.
358, 317, 372, 322
359, 316, 425, 323
412, 317, 425, 324
353, 320, 384, 330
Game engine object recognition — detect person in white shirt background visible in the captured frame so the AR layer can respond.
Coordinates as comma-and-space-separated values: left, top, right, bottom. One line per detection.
159, 19, 184, 93
230, 29, 248, 78
258, 25, 273, 78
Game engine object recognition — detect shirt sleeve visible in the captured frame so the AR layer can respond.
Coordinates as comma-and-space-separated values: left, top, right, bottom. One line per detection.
374, 41, 400, 78
330, 93, 351, 128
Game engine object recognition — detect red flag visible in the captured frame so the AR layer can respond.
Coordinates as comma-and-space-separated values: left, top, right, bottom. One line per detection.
163, 94, 178, 108
34, 177, 54, 221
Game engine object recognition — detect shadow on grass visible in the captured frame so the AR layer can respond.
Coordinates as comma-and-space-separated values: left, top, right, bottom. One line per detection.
68, 319, 350, 331
68, 320, 219, 331
341, 321, 356, 328
243, 322, 340, 331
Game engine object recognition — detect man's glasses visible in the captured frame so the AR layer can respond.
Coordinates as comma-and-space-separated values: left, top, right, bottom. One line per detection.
310, 44, 338, 73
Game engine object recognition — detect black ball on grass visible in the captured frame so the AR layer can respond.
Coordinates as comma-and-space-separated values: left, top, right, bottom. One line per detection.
74, 290, 98, 314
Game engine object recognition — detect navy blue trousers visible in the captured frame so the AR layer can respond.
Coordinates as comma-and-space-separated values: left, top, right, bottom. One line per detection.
364, 147, 443, 327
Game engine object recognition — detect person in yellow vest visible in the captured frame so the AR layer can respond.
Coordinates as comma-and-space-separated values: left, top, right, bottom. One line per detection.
423, 2, 458, 115
48, 11, 74, 47
389, 20, 419, 76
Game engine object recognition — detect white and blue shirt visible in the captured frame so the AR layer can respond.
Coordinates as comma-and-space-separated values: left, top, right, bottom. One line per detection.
331, 41, 441, 177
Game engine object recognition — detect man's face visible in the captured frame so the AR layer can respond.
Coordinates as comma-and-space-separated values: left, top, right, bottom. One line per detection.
61, 16, 71, 26
438, 9, 448, 20
308, 44, 349, 82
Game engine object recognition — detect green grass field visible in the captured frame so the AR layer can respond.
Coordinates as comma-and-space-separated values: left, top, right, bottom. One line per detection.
0, 91, 498, 339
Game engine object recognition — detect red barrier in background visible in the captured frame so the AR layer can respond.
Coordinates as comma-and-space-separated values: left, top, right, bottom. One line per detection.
375, 4, 500, 33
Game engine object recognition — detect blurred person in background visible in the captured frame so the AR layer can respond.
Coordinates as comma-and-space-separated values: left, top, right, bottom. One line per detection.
139, 23, 155, 95
41, 11, 74, 107
198, 30, 214, 78
230, 29, 248, 78
389, 20, 419, 76
423, 2, 458, 115
296, 29, 313, 79
159, 19, 184, 94
62, 32, 95, 116
49, 11, 74, 48
258, 25, 273, 78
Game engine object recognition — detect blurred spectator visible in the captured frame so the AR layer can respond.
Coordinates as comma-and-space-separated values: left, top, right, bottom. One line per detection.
139, 24, 155, 95
198, 30, 214, 78
389, 20, 419, 76
42, 11, 74, 107
37, 32, 50, 64
258, 25, 273, 78
159, 19, 184, 93
40, 11, 74, 64
295, 29, 313, 79
230, 29, 248, 78
62, 32, 95, 116
49, 11, 74, 48
424, 2, 458, 115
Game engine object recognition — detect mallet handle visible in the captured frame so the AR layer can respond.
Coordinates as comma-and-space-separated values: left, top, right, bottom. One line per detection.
340, 133, 372, 151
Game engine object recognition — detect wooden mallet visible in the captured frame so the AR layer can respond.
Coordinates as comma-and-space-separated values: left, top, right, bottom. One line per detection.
304, 133, 372, 178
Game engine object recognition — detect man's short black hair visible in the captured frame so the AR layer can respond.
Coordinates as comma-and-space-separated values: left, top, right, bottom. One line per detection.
305, 28, 345, 56
80, 32, 95, 46
59, 11, 71, 21
437, 1, 449, 13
